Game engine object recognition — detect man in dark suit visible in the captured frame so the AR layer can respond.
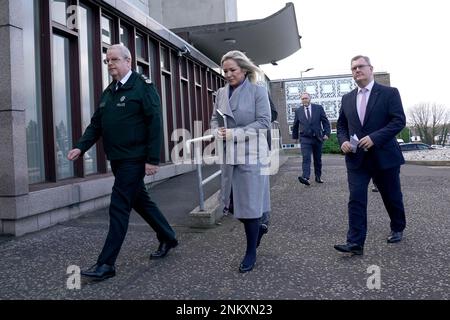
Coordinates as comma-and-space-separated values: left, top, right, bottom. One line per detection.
334, 55, 406, 255
292, 92, 331, 185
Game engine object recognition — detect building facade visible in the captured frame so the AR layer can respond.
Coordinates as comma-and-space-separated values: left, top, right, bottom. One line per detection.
1, 0, 301, 236
0, 0, 226, 236
270, 73, 391, 147
147, 0, 237, 29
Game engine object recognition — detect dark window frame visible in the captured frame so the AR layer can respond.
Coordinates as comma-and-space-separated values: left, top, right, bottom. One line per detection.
33, 0, 224, 187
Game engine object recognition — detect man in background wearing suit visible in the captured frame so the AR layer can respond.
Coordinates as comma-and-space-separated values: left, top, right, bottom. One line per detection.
292, 92, 331, 186
335, 55, 406, 255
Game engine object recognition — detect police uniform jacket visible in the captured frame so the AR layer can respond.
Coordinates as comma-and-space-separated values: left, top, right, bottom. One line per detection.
75, 71, 162, 164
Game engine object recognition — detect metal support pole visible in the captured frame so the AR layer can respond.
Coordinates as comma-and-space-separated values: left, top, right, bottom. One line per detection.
185, 134, 220, 212
195, 145, 205, 211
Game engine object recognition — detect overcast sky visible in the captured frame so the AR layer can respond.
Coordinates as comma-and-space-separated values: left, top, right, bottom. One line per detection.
236, 0, 450, 115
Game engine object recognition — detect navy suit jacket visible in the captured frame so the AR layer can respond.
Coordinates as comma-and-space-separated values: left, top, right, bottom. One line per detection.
336, 82, 406, 170
292, 103, 331, 143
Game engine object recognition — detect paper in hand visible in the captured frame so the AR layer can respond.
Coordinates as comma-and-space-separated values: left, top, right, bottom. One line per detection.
350, 134, 359, 153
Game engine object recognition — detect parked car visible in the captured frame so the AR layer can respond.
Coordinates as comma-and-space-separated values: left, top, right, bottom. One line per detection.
400, 142, 434, 152
431, 144, 450, 149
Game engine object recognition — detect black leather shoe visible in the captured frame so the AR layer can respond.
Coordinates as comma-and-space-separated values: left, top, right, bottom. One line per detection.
334, 243, 364, 255
298, 176, 310, 186
81, 263, 116, 281
387, 231, 403, 243
150, 239, 178, 259
239, 262, 255, 273
315, 177, 324, 183
256, 224, 268, 248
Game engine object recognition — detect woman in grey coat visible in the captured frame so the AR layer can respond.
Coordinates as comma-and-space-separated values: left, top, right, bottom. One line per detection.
211, 50, 271, 273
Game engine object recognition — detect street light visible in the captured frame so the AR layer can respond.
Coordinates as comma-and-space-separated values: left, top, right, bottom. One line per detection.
300, 67, 314, 93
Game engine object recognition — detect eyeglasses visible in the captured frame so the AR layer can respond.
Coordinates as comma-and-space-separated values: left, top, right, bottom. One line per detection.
351, 64, 371, 72
103, 57, 124, 65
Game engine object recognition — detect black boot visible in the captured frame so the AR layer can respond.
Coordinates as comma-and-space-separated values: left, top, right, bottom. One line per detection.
239, 218, 259, 273
256, 223, 268, 248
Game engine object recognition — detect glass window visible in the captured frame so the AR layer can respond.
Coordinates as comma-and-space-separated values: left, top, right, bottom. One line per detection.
52, 34, 74, 179
136, 33, 145, 59
160, 46, 169, 71
120, 25, 130, 47
79, 5, 97, 174
102, 50, 112, 172
102, 50, 112, 90
52, 0, 68, 26
24, 0, 45, 183
180, 58, 187, 78
137, 63, 149, 77
149, 40, 157, 82
207, 71, 212, 89
180, 81, 190, 132
160, 75, 170, 162
101, 16, 112, 44
195, 65, 201, 84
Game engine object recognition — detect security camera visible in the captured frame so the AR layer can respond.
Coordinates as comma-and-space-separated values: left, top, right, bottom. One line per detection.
178, 45, 191, 57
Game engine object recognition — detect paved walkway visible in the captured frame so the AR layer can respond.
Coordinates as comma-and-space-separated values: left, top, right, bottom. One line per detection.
0, 155, 449, 300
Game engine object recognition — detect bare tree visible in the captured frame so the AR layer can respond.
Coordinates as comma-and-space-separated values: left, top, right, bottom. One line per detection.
438, 113, 449, 145
409, 103, 450, 145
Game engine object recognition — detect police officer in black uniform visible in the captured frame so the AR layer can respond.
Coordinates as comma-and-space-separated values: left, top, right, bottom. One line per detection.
67, 44, 178, 282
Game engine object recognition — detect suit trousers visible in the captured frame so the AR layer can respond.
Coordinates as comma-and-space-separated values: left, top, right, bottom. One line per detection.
97, 159, 176, 266
300, 139, 323, 179
346, 163, 406, 246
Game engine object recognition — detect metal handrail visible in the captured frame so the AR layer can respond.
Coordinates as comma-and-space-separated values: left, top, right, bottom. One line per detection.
185, 125, 280, 211
185, 135, 220, 211
271, 121, 282, 150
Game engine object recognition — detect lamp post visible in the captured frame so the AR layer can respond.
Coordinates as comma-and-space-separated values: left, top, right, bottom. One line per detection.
300, 67, 314, 93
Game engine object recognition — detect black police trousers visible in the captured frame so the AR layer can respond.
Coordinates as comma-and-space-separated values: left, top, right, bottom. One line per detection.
97, 159, 176, 266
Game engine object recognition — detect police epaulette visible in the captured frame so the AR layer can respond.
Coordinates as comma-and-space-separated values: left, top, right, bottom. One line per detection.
140, 74, 152, 84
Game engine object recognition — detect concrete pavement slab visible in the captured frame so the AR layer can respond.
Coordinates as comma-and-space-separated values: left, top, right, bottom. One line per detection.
0, 155, 448, 300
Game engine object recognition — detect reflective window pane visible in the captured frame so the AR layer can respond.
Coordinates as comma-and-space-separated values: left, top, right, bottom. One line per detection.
149, 40, 157, 82
160, 47, 168, 71
102, 51, 112, 89
79, 5, 97, 174
52, 34, 74, 179
180, 58, 187, 78
160, 75, 170, 162
102, 50, 112, 173
52, 0, 67, 26
24, 0, 44, 183
136, 33, 145, 59
120, 25, 130, 47
101, 16, 112, 44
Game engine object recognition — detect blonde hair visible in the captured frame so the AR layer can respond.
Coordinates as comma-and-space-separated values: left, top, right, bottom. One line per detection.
221, 50, 262, 83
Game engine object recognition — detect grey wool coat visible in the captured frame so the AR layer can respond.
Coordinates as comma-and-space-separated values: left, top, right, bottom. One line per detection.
210, 78, 271, 219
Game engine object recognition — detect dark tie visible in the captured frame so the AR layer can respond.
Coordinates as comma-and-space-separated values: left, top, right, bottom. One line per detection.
306, 107, 311, 121
115, 81, 122, 92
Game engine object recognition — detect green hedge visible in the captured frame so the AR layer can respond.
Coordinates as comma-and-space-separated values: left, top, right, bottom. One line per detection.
322, 133, 342, 154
